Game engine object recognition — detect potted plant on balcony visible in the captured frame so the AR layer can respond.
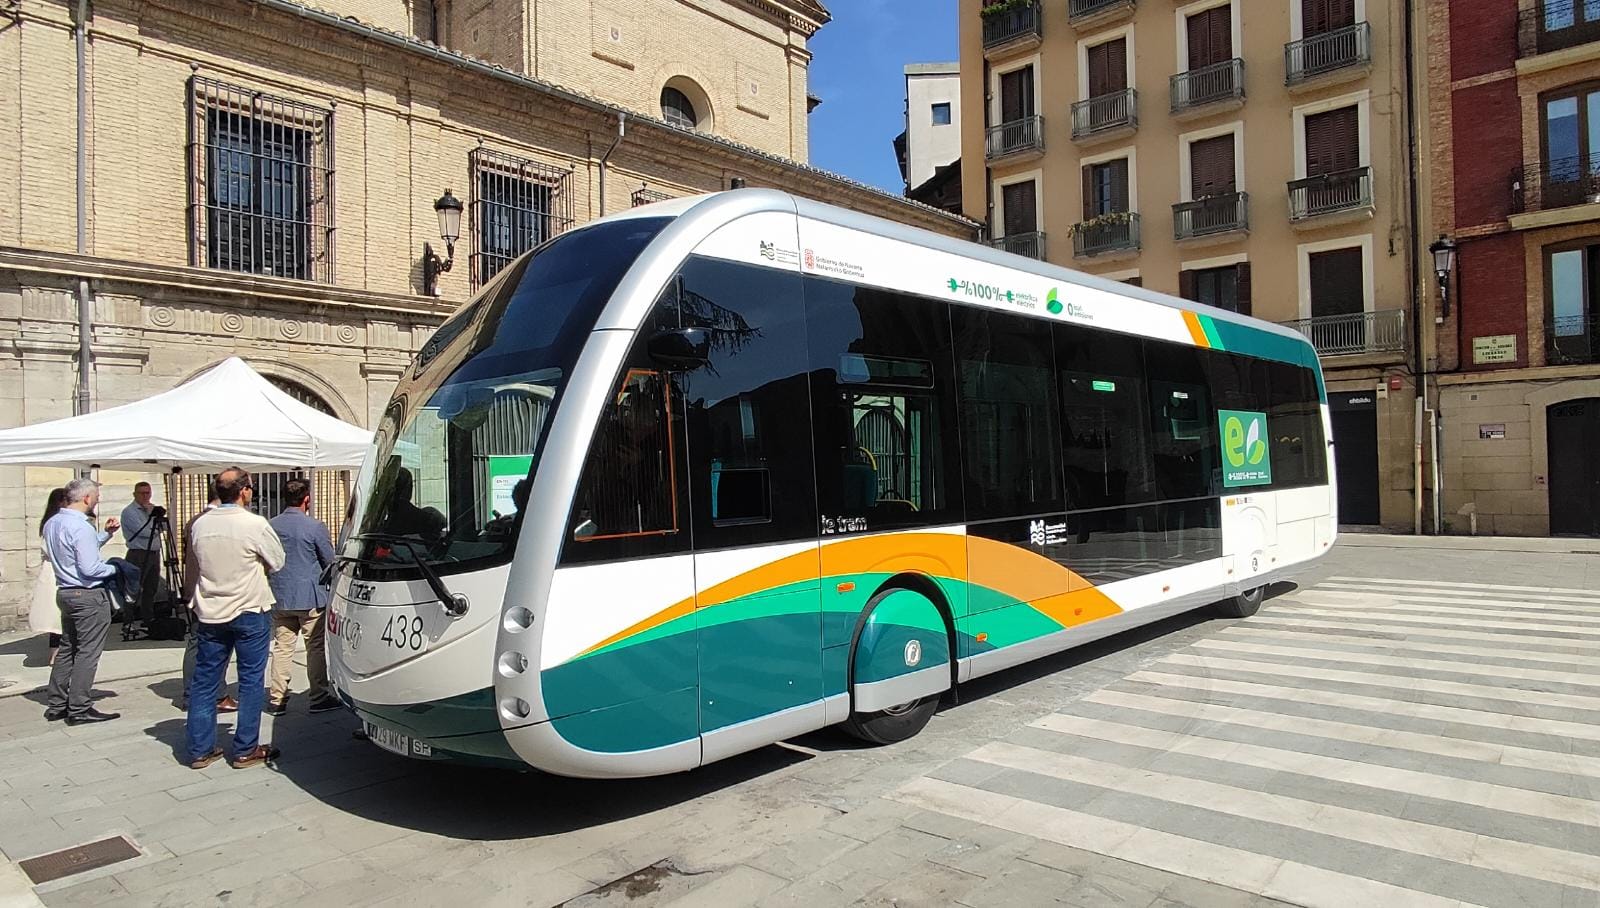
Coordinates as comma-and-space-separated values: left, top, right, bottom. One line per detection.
982, 0, 1036, 17
1066, 210, 1136, 235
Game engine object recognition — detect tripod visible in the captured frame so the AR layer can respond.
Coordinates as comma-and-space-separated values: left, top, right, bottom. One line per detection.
120, 508, 185, 642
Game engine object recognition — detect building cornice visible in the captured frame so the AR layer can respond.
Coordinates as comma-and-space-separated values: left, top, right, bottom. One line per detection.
728, 0, 831, 36
0, 248, 459, 318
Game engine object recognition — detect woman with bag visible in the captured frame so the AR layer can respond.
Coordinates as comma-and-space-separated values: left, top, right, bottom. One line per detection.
28, 488, 68, 665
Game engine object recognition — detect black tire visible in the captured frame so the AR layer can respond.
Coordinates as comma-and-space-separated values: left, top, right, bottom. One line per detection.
842, 695, 939, 745
1214, 585, 1264, 618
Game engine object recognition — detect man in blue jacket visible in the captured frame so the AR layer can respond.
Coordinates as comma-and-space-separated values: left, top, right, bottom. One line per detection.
266, 478, 339, 716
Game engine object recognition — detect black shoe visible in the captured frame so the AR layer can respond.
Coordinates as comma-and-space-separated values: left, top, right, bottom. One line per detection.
44, 709, 66, 722
65, 708, 120, 725
265, 701, 288, 717
307, 697, 342, 714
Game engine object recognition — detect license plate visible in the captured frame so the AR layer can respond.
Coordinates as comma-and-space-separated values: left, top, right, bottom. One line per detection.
363, 722, 433, 758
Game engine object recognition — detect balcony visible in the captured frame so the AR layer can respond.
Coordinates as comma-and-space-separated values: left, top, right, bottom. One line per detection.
987, 231, 1047, 260
986, 115, 1045, 163
1068, 0, 1135, 30
1510, 159, 1600, 228
1287, 166, 1374, 226
1072, 213, 1140, 259
1170, 58, 1245, 120
983, 1, 1043, 57
1549, 315, 1600, 365
1283, 309, 1407, 358
1173, 192, 1249, 243
1517, 1, 1600, 60
1285, 22, 1372, 91
1072, 89, 1138, 144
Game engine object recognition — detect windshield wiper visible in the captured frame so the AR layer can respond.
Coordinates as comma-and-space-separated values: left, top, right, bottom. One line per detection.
344, 533, 470, 618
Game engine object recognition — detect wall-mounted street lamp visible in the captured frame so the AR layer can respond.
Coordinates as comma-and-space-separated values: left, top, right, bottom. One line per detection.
1428, 234, 1457, 325
423, 189, 464, 297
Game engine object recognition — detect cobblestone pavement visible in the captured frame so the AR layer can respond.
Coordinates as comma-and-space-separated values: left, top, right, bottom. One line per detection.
3, 538, 1599, 907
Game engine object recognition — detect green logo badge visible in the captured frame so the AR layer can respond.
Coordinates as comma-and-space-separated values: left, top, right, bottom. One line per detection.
1219, 409, 1271, 488
1046, 288, 1063, 315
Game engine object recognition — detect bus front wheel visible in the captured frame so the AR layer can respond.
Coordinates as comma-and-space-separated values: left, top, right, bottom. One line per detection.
1214, 585, 1264, 618
843, 696, 939, 745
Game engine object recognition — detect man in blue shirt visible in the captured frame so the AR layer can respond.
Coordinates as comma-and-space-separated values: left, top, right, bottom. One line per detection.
43, 478, 122, 724
266, 478, 339, 715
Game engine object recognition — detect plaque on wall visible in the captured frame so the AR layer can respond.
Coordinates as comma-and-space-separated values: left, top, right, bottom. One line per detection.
1479, 424, 1506, 440
1472, 335, 1517, 364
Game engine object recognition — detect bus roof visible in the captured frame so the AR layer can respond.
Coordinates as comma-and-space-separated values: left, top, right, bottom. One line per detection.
595, 189, 1322, 374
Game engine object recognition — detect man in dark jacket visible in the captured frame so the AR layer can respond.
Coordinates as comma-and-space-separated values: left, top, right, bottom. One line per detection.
266, 478, 338, 716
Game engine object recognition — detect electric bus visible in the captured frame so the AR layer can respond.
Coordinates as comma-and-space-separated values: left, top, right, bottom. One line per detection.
324, 189, 1335, 778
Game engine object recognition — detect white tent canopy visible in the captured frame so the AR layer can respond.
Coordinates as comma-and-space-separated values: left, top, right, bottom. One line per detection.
0, 357, 374, 472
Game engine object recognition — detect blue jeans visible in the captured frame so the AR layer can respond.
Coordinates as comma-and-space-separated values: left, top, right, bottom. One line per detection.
185, 610, 271, 762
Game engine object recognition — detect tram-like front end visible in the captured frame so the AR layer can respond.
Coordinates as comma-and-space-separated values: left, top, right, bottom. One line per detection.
324, 214, 676, 768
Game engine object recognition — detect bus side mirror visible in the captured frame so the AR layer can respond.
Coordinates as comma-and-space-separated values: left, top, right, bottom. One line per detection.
647, 327, 711, 371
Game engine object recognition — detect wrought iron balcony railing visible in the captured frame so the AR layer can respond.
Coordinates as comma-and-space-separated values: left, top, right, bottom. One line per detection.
1549, 315, 1600, 365
631, 187, 673, 207
1518, 0, 1600, 57
1288, 166, 1373, 221
1072, 89, 1138, 140
1282, 309, 1407, 357
987, 231, 1047, 260
983, 2, 1043, 50
986, 115, 1045, 160
1073, 213, 1140, 258
1170, 58, 1245, 113
1174, 192, 1248, 240
1285, 22, 1372, 85
1511, 158, 1600, 214
1068, 0, 1134, 24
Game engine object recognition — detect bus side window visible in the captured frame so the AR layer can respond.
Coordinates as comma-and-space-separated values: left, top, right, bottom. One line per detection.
1054, 322, 1156, 510
1143, 339, 1216, 500
675, 256, 818, 549
803, 277, 962, 531
1266, 361, 1327, 489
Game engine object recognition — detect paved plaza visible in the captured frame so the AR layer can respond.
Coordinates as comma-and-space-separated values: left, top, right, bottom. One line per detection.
2, 536, 1600, 907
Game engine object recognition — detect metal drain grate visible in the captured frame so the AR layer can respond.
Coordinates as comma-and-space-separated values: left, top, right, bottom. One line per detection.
18, 836, 141, 884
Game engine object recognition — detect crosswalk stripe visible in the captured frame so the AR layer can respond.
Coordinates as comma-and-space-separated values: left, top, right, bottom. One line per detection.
1245, 615, 1600, 650
1192, 637, 1600, 688
1219, 625, 1600, 669
890, 776, 1486, 908
1028, 712, 1600, 824
1083, 688, 1600, 778
1326, 576, 1600, 600
1298, 588, 1600, 619
1315, 584, 1600, 613
1159, 652, 1600, 714
965, 741, 1600, 891
1126, 670, 1600, 744
1266, 605, 1600, 639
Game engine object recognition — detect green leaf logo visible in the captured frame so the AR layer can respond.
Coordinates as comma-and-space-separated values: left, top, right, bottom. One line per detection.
1245, 419, 1266, 465
1046, 288, 1063, 315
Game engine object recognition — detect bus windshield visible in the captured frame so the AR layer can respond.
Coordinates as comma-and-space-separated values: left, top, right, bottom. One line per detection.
344, 216, 672, 577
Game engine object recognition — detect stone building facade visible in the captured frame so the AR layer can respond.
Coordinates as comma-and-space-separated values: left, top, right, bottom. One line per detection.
958, 0, 1421, 530
1419, 0, 1600, 536
0, 0, 974, 628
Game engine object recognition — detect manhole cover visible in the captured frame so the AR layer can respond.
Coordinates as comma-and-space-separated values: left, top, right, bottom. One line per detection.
18, 836, 141, 884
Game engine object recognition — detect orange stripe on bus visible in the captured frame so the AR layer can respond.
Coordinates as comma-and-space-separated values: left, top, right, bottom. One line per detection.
1181, 311, 1211, 348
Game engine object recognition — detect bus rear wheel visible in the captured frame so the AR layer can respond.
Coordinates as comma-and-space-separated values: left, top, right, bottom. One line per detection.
1214, 585, 1264, 618
842, 695, 939, 745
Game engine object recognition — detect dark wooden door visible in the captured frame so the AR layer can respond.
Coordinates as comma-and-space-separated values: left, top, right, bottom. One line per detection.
1306, 106, 1359, 176
1309, 247, 1364, 317
1187, 6, 1233, 69
1330, 393, 1379, 526
1190, 135, 1236, 196
1302, 0, 1356, 35
1083, 159, 1129, 218
1087, 38, 1128, 96
1548, 399, 1600, 536
1002, 181, 1038, 235
1000, 66, 1034, 122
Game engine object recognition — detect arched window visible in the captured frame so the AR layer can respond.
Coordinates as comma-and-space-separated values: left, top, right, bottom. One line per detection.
268, 376, 335, 415
661, 87, 699, 129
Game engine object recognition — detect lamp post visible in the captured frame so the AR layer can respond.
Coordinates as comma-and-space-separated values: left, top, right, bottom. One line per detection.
423, 189, 464, 297
1428, 235, 1457, 325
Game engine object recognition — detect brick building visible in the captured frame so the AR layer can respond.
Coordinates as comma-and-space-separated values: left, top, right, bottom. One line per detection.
1419, 0, 1600, 535
958, 0, 1422, 531
0, 0, 974, 627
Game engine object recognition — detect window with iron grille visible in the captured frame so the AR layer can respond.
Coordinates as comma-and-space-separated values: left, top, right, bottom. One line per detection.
632, 186, 674, 207
470, 148, 575, 288
188, 76, 334, 283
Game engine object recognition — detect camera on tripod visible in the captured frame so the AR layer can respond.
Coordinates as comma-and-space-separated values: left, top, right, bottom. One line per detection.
120, 502, 189, 642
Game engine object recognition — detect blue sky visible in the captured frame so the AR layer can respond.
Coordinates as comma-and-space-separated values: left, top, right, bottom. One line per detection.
808, 0, 959, 193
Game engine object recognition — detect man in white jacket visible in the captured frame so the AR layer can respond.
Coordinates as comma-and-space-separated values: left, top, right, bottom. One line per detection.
183, 467, 285, 770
